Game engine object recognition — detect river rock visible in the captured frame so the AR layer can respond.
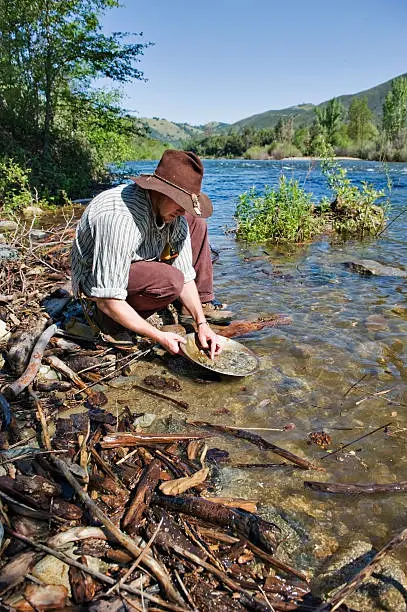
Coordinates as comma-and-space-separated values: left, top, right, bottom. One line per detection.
311, 538, 407, 611
0, 220, 18, 231
364, 314, 389, 331
344, 259, 407, 277
0, 319, 11, 343
22, 206, 46, 218
0, 244, 19, 260
29, 229, 50, 241
31, 555, 71, 594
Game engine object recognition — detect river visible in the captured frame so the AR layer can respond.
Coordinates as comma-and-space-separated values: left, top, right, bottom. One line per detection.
117, 158, 407, 603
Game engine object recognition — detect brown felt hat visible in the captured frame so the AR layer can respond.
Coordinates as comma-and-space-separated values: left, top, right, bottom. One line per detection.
131, 150, 213, 218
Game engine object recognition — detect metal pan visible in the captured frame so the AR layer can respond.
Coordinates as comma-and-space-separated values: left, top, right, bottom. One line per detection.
180, 333, 259, 377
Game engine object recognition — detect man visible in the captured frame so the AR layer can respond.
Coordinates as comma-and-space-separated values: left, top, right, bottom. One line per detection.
71, 149, 229, 359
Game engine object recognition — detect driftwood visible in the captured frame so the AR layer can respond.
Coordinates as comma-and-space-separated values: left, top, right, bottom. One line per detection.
100, 431, 209, 449
122, 458, 161, 529
152, 491, 279, 554
320, 421, 392, 460
214, 315, 292, 338
316, 527, 407, 612
190, 421, 322, 471
198, 526, 309, 582
45, 354, 107, 406
3, 323, 58, 399
9, 530, 187, 612
304, 480, 407, 494
51, 456, 184, 605
6, 316, 48, 375
132, 382, 190, 411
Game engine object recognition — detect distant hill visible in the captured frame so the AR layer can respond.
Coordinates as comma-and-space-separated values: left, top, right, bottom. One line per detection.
141, 117, 229, 146
141, 73, 407, 142
228, 73, 407, 131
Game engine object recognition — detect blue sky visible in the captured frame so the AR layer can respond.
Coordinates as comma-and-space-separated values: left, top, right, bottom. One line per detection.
101, 0, 407, 126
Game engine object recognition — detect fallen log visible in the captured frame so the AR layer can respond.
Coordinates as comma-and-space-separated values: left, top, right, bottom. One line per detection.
3, 323, 58, 400
190, 421, 322, 471
152, 492, 279, 554
304, 480, 407, 494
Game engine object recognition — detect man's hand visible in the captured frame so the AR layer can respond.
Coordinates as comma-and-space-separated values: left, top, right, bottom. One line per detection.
197, 322, 223, 360
157, 331, 187, 355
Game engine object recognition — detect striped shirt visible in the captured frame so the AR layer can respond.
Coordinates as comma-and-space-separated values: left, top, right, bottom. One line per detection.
71, 183, 196, 300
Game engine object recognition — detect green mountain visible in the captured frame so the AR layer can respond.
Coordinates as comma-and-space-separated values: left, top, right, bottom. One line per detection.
141, 73, 406, 142
141, 117, 228, 146
228, 73, 407, 131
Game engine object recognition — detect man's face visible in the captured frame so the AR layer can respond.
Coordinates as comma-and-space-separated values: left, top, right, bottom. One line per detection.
154, 193, 185, 223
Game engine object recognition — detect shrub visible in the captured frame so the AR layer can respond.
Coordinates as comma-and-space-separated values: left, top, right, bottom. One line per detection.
321, 157, 389, 238
244, 146, 270, 160
268, 142, 302, 159
0, 158, 49, 215
235, 176, 324, 243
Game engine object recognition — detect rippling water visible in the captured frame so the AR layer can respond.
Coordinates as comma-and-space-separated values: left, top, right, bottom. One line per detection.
120, 159, 407, 578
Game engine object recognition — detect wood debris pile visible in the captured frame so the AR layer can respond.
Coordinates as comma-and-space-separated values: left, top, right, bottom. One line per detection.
0, 403, 318, 611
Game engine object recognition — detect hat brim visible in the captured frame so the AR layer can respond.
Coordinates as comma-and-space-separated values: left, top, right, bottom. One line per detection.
130, 174, 213, 219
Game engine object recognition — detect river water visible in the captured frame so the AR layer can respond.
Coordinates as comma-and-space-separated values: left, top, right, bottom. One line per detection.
117, 159, 407, 592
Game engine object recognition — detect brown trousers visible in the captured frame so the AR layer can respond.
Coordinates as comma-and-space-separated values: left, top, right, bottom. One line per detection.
96, 212, 214, 331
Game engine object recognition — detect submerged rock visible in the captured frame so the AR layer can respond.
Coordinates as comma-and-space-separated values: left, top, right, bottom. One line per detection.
344, 259, 407, 277
311, 538, 407, 611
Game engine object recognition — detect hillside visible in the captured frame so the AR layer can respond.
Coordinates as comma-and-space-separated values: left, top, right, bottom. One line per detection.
141, 73, 406, 144
141, 117, 228, 146
226, 72, 407, 131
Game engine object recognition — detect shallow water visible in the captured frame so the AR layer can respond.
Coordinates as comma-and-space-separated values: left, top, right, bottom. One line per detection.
114, 159, 407, 580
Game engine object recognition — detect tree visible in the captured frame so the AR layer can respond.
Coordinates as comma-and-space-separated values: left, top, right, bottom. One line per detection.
315, 98, 345, 146
382, 77, 407, 148
275, 117, 294, 144
0, 0, 150, 195
347, 97, 375, 151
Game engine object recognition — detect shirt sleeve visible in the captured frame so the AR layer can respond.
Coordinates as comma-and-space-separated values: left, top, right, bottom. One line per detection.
89, 212, 137, 299
171, 217, 196, 283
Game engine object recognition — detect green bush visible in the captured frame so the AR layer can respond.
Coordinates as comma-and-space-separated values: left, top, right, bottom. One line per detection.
244, 146, 270, 160
0, 158, 49, 215
235, 176, 324, 243
321, 157, 389, 238
268, 142, 302, 159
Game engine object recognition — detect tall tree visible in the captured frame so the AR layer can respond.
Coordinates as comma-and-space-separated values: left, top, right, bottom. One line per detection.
382, 77, 407, 148
347, 97, 375, 150
0, 0, 150, 193
315, 98, 345, 146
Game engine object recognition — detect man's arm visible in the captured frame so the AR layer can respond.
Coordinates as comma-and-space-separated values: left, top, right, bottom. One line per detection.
179, 280, 222, 360
95, 298, 186, 355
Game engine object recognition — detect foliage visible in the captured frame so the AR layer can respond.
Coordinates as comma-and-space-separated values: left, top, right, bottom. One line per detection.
235, 176, 324, 243
268, 142, 302, 159
347, 97, 376, 151
314, 98, 346, 146
320, 155, 389, 238
0, 0, 150, 198
0, 158, 50, 214
382, 77, 407, 149
235, 143, 390, 244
